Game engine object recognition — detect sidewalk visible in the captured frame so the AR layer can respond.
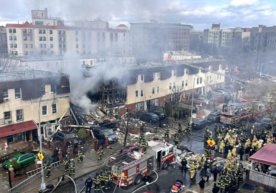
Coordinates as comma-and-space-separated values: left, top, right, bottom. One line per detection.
10, 143, 123, 193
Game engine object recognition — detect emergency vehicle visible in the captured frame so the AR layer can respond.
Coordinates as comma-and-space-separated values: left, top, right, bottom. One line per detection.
109, 140, 175, 187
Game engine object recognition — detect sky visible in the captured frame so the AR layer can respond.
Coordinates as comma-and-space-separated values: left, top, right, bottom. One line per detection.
0, 0, 276, 29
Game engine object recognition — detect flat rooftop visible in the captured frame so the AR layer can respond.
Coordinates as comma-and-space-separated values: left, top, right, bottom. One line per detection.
0, 70, 66, 82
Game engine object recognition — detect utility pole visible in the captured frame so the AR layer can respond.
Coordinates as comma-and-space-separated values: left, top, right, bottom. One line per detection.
38, 94, 46, 191
123, 108, 129, 147
190, 75, 195, 125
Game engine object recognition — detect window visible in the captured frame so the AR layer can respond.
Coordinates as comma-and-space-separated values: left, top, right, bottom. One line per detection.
173, 83, 176, 89
25, 44, 28, 48
9, 29, 12, 33
14, 44, 17, 48
182, 81, 184, 88
4, 111, 11, 123
49, 30, 53, 34
169, 83, 172, 90
13, 29, 16, 33
141, 90, 144, 97
152, 88, 155, 94
42, 105, 47, 115
50, 44, 53, 48
13, 36, 17, 40
200, 77, 203, 84
16, 109, 24, 121
157, 86, 159, 93
52, 104, 57, 114
141, 75, 144, 81
135, 90, 138, 97
50, 37, 53, 41
185, 80, 188, 87
15, 88, 21, 99
9, 36, 12, 40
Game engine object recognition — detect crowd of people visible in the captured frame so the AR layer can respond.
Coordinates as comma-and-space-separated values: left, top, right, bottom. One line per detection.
178, 122, 276, 193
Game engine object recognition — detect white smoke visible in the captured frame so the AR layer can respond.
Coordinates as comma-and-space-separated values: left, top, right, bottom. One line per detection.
62, 52, 128, 114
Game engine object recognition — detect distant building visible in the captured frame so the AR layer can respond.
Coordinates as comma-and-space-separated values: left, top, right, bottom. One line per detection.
0, 71, 70, 144
131, 22, 192, 61
203, 24, 221, 48
250, 25, 276, 52
0, 26, 7, 55
6, 9, 131, 57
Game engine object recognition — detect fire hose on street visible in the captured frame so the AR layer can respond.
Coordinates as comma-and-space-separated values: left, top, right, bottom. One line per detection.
131, 170, 159, 193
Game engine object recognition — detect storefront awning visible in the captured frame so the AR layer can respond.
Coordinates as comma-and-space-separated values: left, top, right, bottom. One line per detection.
249, 144, 276, 166
0, 121, 37, 138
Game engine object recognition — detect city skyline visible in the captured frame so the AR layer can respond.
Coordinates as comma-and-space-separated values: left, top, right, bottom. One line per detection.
0, 0, 276, 29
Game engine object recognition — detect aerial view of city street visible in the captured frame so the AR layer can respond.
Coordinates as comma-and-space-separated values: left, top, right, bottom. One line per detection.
1, 0, 276, 193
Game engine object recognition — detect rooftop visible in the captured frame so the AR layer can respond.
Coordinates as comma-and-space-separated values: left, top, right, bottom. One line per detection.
0, 70, 66, 82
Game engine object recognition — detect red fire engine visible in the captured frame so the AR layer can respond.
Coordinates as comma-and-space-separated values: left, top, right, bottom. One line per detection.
109, 141, 175, 187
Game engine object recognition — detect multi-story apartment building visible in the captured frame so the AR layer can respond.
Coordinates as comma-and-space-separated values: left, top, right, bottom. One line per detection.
250, 25, 276, 52
131, 22, 192, 61
203, 24, 221, 48
0, 26, 7, 55
203, 24, 251, 50
5, 9, 131, 57
126, 62, 225, 111
0, 71, 70, 144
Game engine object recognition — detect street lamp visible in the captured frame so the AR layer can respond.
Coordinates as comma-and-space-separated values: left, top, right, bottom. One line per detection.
38, 97, 46, 191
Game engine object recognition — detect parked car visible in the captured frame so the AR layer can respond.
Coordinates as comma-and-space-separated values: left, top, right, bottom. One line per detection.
137, 112, 160, 123
2, 152, 37, 170
92, 127, 118, 144
207, 112, 221, 123
191, 119, 210, 130
268, 166, 276, 177
52, 131, 84, 146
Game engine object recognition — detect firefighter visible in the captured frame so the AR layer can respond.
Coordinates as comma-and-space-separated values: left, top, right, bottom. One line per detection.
46, 163, 51, 178
93, 173, 101, 193
164, 128, 170, 141
98, 171, 106, 190
106, 170, 112, 190
219, 140, 225, 155
63, 154, 69, 173
178, 123, 183, 135
69, 158, 75, 176
85, 176, 93, 193
77, 146, 85, 162
97, 147, 104, 161
231, 146, 237, 158
227, 150, 232, 160
174, 134, 179, 146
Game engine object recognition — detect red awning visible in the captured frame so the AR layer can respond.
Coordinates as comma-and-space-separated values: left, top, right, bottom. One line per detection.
249, 144, 276, 166
0, 121, 37, 138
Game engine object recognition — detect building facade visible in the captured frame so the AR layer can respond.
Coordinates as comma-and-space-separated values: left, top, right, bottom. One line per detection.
126, 62, 225, 111
0, 26, 7, 55
5, 9, 131, 57
0, 71, 70, 144
131, 22, 192, 61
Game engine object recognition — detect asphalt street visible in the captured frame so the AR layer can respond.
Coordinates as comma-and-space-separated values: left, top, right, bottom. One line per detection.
53, 125, 207, 193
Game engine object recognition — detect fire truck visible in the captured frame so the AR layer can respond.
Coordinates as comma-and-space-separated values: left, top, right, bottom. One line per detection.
109, 141, 175, 187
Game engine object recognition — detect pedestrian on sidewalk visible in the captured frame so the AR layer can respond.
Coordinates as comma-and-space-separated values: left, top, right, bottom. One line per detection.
46, 163, 51, 178
85, 176, 93, 193
198, 177, 206, 193
212, 165, 218, 182
212, 183, 220, 193
181, 158, 188, 178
